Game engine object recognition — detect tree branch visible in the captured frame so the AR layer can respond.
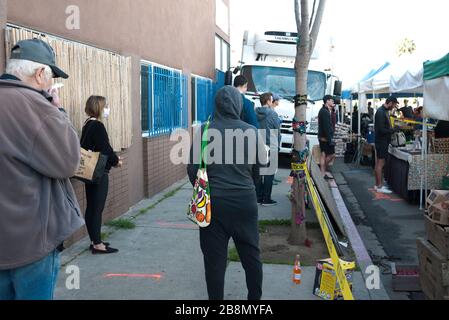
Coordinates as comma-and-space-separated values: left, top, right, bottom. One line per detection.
300, 0, 310, 53
309, 0, 317, 30
300, 0, 309, 36
294, 0, 301, 35
310, 0, 326, 54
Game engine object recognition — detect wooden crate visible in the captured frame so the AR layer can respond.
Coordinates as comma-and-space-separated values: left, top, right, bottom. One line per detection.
420, 269, 449, 300
425, 215, 449, 259
428, 203, 449, 226
417, 238, 449, 300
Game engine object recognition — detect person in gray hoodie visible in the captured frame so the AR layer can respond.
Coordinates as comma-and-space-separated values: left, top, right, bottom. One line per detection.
255, 92, 281, 206
187, 86, 267, 300
0, 39, 84, 300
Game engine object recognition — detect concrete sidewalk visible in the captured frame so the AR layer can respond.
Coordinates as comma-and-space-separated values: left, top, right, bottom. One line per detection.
55, 167, 371, 300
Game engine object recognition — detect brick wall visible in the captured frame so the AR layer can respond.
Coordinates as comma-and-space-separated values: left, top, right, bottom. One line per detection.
143, 135, 188, 198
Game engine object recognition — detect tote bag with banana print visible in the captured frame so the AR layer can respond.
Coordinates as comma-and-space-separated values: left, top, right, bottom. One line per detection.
188, 120, 212, 228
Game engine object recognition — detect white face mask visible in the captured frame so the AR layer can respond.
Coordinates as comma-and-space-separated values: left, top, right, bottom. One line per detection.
103, 107, 111, 119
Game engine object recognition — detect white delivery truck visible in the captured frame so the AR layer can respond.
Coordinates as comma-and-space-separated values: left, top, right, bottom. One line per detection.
236, 31, 341, 154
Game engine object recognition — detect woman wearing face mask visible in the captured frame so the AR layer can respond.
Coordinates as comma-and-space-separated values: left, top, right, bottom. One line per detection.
80, 96, 122, 254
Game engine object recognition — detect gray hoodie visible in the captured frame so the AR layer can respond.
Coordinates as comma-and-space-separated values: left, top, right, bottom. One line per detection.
0, 78, 85, 270
188, 86, 267, 194
256, 106, 281, 147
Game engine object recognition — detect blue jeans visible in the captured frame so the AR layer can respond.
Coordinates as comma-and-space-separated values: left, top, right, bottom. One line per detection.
0, 250, 60, 300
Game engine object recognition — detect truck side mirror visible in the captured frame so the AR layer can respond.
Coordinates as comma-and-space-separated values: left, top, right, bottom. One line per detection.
225, 71, 233, 86
333, 80, 342, 97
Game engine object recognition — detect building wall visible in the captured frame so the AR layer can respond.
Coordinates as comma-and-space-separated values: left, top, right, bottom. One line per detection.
1, 0, 229, 246
143, 136, 187, 198
5, 0, 227, 79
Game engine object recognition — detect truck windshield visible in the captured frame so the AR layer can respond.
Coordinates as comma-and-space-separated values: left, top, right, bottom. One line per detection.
242, 66, 326, 101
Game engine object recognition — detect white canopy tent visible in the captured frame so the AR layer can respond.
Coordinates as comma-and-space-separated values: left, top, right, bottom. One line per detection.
390, 67, 424, 94
358, 58, 424, 97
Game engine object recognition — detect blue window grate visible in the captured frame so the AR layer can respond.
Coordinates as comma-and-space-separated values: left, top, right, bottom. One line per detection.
141, 63, 188, 137
194, 76, 215, 123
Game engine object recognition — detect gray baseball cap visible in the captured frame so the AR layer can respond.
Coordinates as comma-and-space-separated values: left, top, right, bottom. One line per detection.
10, 38, 69, 79
272, 93, 281, 102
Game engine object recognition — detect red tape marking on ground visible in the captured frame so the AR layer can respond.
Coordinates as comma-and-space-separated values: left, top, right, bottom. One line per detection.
104, 273, 164, 280
368, 188, 404, 202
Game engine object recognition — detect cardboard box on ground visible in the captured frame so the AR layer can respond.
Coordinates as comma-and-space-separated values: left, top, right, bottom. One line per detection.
313, 258, 355, 300
427, 190, 449, 208
426, 190, 449, 226
391, 264, 421, 292
428, 204, 449, 226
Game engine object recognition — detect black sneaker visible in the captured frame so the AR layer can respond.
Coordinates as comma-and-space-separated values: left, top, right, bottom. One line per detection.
262, 199, 278, 207
257, 198, 264, 205
91, 246, 119, 255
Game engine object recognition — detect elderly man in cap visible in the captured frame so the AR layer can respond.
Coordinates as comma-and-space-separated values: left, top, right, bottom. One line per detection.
0, 39, 84, 300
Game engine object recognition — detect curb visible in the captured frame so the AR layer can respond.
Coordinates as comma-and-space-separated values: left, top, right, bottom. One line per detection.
330, 176, 391, 300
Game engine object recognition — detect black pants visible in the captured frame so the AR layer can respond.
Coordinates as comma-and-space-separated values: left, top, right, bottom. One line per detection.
85, 174, 109, 245
200, 190, 263, 300
256, 174, 275, 202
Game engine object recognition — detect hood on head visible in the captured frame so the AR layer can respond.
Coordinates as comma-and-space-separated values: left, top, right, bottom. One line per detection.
214, 86, 243, 121
256, 106, 270, 122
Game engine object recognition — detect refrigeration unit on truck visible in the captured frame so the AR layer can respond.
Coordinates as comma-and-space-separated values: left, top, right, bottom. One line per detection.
238, 31, 342, 155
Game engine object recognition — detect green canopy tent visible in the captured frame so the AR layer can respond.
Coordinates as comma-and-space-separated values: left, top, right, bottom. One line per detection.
420, 53, 449, 209
424, 53, 449, 121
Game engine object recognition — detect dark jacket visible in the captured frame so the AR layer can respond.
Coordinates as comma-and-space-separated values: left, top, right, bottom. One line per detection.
435, 120, 449, 139
352, 110, 359, 133
80, 120, 119, 172
256, 106, 281, 147
187, 86, 267, 193
375, 105, 394, 144
241, 95, 259, 128
0, 76, 84, 270
399, 106, 413, 119
368, 107, 374, 120
318, 106, 334, 142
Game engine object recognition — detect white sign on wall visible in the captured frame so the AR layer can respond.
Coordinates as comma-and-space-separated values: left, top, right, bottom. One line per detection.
216, 0, 229, 35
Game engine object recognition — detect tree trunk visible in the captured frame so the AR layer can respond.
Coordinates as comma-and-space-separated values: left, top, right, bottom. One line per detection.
289, 0, 326, 245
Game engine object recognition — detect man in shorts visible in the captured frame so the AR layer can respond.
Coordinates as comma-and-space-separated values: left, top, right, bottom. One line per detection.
374, 97, 399, 194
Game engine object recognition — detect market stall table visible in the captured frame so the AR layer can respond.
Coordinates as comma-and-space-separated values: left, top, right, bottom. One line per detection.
385, 145, 449, 202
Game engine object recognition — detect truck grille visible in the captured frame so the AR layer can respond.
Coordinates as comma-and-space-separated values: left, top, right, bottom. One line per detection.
281, 120, 293, 135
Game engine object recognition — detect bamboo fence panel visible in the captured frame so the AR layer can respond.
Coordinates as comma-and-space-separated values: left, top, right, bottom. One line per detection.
4, 25, 132, 151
